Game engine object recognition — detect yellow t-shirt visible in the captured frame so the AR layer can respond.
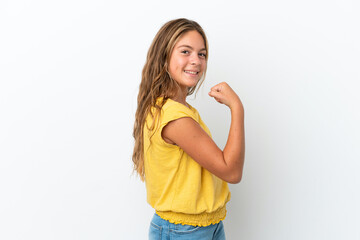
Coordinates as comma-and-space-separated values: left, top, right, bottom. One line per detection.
143, 98, 231, 226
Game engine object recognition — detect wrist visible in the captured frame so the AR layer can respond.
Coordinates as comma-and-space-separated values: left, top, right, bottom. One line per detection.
230, 99, 244, 112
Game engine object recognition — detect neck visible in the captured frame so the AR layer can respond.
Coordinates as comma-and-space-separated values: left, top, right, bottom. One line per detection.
172, 87, 189, 108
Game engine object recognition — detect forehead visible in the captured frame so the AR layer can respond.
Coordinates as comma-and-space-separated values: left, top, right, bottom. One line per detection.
175, 30, 206, 50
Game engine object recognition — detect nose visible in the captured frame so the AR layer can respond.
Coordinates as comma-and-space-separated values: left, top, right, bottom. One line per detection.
190, 53, 201, 65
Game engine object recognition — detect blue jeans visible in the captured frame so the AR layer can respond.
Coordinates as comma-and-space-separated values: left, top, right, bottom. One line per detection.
149, 213, 226, 240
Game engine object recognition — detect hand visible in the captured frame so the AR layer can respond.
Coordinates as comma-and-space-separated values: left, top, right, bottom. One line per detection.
208, 82, 243, 110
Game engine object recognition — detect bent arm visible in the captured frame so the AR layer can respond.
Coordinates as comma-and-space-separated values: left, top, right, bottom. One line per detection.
162, 100, 245, 183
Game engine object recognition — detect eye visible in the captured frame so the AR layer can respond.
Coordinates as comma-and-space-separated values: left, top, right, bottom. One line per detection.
181, 50, 190, 54
199, 52, 207, 58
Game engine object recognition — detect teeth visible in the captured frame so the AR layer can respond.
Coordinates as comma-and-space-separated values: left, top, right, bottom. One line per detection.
184, 71, 198, 74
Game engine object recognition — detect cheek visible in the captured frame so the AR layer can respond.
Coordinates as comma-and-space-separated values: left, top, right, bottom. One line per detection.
168, 63, 178, 77
169, 59, 185, 74
201, 61, 207, 72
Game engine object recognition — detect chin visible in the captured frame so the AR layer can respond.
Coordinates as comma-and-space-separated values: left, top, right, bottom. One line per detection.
187, 82, 199, 88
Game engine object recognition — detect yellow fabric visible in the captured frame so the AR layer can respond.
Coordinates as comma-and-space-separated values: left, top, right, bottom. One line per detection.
144, 98, 231, 226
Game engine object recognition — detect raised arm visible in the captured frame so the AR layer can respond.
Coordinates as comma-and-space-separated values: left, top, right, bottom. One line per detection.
161, 82, 245, 184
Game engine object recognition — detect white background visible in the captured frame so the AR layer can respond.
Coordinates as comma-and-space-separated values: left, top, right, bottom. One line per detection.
1, 0, 359, 239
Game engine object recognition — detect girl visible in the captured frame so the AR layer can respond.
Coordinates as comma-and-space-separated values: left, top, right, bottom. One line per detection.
132, 18, 245, 240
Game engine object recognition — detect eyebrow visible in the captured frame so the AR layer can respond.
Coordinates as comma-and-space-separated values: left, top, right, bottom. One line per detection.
177, 44, 206, 51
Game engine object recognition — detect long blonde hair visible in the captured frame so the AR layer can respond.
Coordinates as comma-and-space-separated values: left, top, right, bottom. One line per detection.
132, 18, 209, 181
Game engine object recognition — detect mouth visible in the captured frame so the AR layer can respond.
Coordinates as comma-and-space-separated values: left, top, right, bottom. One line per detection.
184, 70, 199, 75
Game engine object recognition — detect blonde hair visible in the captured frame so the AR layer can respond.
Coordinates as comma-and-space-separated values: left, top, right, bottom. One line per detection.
132, 18, 209, 181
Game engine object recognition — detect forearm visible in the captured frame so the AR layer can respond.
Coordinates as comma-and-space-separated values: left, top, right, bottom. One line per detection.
223, 103, 245, 183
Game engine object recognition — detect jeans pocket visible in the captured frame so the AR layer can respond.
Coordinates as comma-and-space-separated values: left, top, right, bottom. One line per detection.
149, 222, 162, 240
171, 224, 202, 234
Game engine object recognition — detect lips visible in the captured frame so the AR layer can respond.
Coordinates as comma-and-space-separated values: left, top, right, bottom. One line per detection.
184, 70, 199, 75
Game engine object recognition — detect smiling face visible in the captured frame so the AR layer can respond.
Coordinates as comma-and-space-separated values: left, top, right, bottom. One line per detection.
168, 30, 207, 94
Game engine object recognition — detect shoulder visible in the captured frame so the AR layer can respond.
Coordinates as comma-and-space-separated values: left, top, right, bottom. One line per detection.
161, 98, 198, 120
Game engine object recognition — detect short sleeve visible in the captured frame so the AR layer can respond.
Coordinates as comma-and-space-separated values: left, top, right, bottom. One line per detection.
155, 99, 199, 146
